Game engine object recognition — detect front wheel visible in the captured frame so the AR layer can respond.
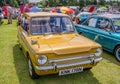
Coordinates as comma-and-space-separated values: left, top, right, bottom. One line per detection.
28, 58, 39, 79
114, 46, 120, 62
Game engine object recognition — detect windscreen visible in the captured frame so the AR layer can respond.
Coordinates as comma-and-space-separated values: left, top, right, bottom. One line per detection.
30, 16, 75, 35
112, 18, 120, 32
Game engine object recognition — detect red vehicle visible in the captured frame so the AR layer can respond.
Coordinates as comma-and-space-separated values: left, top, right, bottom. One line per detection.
2, 6, 8, 18
2, 6, 18, 19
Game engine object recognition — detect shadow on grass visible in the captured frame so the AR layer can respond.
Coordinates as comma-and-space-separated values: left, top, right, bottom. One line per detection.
102, 50, 120, 66
1, 19, 17, 25
13, 44, 101, 84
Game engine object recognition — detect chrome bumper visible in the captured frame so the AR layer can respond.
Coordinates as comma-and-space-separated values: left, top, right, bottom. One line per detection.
35, 57, 102, 70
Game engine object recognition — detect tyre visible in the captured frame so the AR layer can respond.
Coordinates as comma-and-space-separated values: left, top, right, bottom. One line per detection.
114, 46, 120, 61
28, 58, 39, 79
84, 67, 92, 71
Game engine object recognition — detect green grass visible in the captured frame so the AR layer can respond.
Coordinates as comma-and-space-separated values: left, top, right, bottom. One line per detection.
0, 20, 120, 84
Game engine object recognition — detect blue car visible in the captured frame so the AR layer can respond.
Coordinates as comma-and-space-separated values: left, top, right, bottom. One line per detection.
75, 14, 120, 61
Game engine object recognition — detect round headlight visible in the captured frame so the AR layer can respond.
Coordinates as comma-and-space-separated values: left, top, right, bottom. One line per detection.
38, 55, 47, 64
95, 48, 102, 56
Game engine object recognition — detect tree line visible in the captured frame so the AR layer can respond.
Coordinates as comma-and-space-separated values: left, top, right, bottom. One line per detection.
48, 0, 120, 7
0, 0, 120, 8
0, 0, 27, 7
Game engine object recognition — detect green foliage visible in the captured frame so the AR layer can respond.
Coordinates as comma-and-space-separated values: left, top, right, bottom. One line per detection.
98, 0, 106, 6
0, 0, 4, 7
0, 0, 120, 8
0, 0, 28, 7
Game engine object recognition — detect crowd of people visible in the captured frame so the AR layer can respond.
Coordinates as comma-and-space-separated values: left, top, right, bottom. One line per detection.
0, 3, 41, 25
0, 2, 82, 26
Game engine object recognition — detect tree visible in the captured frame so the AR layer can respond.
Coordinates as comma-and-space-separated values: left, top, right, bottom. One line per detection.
93, 0, 97, 5
79, 0, 85, 7
98, 0, 106, 6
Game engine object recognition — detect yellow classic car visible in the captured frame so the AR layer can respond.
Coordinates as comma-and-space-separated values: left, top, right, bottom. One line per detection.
17, 12, 102, 79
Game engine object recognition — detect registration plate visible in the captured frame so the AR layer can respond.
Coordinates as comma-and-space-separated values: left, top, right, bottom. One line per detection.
59, 67, 83, 76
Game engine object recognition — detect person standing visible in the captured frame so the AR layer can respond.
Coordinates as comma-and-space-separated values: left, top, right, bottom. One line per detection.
7, 4, 13, 24
23, 3, 30, 13
29, 3, 40, 12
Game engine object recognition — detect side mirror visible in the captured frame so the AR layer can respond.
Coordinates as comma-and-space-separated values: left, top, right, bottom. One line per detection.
31, 40, 38, 45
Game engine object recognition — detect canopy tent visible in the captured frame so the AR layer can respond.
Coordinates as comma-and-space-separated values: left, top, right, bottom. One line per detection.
52, 7, 74, 14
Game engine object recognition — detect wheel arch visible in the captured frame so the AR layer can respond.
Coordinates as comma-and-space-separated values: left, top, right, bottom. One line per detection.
114, 44, 120, 53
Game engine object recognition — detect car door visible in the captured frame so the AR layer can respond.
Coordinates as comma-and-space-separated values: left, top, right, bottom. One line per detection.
94, 17, 115, 51
19, 16, 29, 53
76, 17, 98, 40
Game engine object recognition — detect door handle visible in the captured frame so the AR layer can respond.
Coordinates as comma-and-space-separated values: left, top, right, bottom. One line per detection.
94, 35, 99, 41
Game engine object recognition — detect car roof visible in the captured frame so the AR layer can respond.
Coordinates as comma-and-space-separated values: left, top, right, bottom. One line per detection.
24, 12, 68, 18
96, 14, 120, 19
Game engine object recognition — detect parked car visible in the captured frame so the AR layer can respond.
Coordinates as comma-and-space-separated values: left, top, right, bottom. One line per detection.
0, 7, 4, 24
2, 6, 18, 19
94, 9, 108, 14
75, 14, 120, 61
109, 10, 120, 14
69, 6, 80, 21
75, 12, 97, 24
81, 5, 99, 13
17, 12, 102, 79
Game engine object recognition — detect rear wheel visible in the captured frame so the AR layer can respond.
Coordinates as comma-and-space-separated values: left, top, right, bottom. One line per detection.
28, 58, 39, 79
114, 46, 120, 61
84, 67, 92, 71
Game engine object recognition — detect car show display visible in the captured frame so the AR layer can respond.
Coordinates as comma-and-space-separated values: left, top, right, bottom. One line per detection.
17, 12, 102, 79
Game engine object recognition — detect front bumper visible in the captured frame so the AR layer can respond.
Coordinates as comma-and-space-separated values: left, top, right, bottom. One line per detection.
36, 57, 102, 71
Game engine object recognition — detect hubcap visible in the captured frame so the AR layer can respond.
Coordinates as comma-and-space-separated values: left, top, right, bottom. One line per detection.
116, 48, 120, 61
28, 59, 32, 76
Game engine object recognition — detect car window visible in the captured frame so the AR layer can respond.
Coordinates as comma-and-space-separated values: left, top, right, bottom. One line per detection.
82, 17, 97, 28
21, 16, 29, 32
112, 18, 120, 32
97, 18, 113, 32
30, 16, 75, 35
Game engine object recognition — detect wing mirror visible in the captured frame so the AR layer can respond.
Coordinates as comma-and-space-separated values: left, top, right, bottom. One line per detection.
31, 40, 38, 45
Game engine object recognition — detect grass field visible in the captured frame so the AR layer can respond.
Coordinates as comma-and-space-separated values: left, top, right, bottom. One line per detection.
0, 20, 120, 84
